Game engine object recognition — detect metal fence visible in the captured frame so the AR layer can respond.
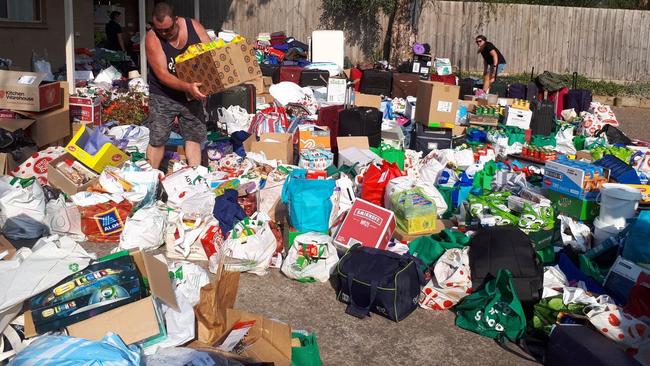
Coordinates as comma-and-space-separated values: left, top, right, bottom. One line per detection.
169, 0, 650, 82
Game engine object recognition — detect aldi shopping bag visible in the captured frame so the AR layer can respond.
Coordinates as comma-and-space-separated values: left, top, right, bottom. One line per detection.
454, 269, 527, 342
78, 200, 133, 242
281, 232, 338, 282
282, 169, 335, 232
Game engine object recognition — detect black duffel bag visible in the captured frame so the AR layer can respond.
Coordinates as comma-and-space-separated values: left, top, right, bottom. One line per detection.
336, 244, 426, 322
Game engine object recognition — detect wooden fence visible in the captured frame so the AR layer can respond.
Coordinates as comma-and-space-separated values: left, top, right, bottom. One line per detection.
168, 0, 650, 82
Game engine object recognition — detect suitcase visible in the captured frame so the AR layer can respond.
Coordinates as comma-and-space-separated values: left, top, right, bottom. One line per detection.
548, 87, 569, 118
411, 124, 453, 154
458, 78, 475, 99
430, 74, 457, 86
564, 72, 593, 114
316, 104, 344, 151
312, 30, 345, 69
530, 96, 556, 136
490, 81, 508, 97
338, 107, 382, 147
508, 83, 527, 99
279, 66, 303, 84
260, 64, 280, 84
527, 67, 539, 102
391, 73, 421, 98
206, 84, 256, 120
546, 325, 642, 366
299, 69, 329, 87
359, 69, 393, 96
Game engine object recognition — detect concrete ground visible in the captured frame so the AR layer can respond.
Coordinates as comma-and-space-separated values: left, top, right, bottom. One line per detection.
73, 107, 647, 365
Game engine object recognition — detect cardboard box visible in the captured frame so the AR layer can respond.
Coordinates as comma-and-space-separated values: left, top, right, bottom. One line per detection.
70, 95, 102, 125
0, 71, 63, 112
220, 309, 292, 366
543, 159, 609, 200
547, 190, 599, 221
334, 199, 396, 251
415, 81, 460, 126
504, 106, 533, 130
256, 93, 274, 106
575, 150, 593, 162
354, 92, 381, 108
458, 100, 478, 114
243, 133, 293, 164
336, 136, 369, 151
65, 124, 128, 173
245, 77, 265, 94
25, 250, 178, 345
468, 114, 499, 127
0, 235, 16, 260
47, 153, 99, 196
262, 76, 273, 87
627, 184, 650, 204
176, 41, 261, 96
299, 125, 330, 151
497, 98, 516, 106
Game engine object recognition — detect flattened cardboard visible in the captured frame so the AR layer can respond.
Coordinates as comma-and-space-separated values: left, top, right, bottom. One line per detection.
336, 136, 369, 150
244, 133, 293, 164
225, 309, 292, 366
415, 81, 460, 125
354, 92, 381, 108
0, 153, 15, 175
0, 71, 63, 112
0, 235, 16, 260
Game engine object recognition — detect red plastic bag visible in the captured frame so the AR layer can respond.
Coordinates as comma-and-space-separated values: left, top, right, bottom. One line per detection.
624, 273, 650, 323
360, 161, 403, 207
79, 200, 133, 242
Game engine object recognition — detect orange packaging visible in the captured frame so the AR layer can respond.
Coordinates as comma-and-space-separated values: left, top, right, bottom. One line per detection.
79, 200, 133, 242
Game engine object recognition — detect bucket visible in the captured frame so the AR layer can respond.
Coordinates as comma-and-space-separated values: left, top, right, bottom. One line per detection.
598, 183, 642, 227
593, 216, 624, 245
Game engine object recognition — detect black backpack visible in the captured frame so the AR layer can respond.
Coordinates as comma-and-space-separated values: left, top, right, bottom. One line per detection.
468, 226, 543, 318
595, 124, 632, 146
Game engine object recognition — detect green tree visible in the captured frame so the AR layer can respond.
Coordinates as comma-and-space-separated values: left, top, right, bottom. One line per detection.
321, 0, 424, 66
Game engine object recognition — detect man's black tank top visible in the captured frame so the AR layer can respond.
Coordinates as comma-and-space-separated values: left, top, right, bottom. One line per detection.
148, 17, 201, 102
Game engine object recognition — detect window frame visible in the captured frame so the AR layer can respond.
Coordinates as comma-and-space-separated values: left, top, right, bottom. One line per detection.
0, 0, 47, 28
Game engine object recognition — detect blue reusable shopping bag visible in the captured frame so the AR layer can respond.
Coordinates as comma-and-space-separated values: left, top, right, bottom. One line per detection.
282, 169, 335, 232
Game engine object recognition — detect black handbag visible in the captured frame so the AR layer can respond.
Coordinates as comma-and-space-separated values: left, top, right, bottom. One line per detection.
336, 245, 426, 322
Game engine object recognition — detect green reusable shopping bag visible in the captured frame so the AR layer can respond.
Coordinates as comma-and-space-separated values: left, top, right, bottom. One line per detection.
530, 134, 556, 147
573, 135, 586, 151
454, 269, 527, 342
436, 185, 455, 219
291, 331, 323, 366
408, 229, 470, 269
505, 126, 526, 146
370, 145, 405, 170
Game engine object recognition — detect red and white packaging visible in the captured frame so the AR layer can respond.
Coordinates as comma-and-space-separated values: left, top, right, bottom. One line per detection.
70, 96, 101, 125
334, 198, 395, 251
10, 146, 66, 185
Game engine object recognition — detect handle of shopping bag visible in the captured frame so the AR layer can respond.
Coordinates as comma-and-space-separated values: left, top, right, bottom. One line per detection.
345, 273, 378, 319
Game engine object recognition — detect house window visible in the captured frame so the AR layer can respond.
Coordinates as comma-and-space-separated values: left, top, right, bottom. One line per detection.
0, 0, 43, 23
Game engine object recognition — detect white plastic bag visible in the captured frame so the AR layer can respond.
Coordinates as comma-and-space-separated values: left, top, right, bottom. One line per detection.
384, 176, 447, 216
180, 189, 216, 220
119, 206, 167, 251
45, 196, 85, 241
107, 125, 150, 154
218, 105, 253, 134
165, 212, 208, 261
558, 215, 592, 252
162, 166, 210, 208
419, 247, 472, 311
0, 177, 48, 240
281, 232, 339, 282
222, 213, 277, 276
555, 125, 577, 155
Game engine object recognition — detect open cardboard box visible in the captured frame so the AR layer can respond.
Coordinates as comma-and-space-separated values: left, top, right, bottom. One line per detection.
354, 92, 382, 108
216, 309, 292, 366
299, 125, 330, 151
243, 133, 293, 164
0, 70, 63, 112
46, 153, 99, 196
24, 250, 178, 345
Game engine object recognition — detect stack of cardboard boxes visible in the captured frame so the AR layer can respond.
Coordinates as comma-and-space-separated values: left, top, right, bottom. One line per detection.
0, 70, 72, 174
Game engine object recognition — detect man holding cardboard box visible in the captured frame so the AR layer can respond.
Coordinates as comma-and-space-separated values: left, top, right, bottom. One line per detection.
145, 2, 211, 168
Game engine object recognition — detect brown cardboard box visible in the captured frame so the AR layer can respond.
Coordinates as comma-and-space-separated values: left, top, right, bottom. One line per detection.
176, 47, 240, 96
354, 92, 381, 108
336, 136, 369, 150
0, 152, 15, 175
222, 309, 292, 366
47, 153, 99, 196
69, 95, 101, 125
24, 250, 178, 344
0, 71, 63, 112
230, 40, 262, 82
243, 133, 293, 164
299, 126, 330, 151
245, 76, 265, 95
458, 100, 478, 114
262, 76, 273, 87
576, 150, 593, 162
0, 235, 16, 260
415, 81, 460, 126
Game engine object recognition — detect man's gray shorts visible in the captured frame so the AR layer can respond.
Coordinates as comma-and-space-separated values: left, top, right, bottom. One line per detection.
146, 92, 206, 146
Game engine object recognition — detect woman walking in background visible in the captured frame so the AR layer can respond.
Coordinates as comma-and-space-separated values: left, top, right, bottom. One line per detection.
476, 35, 506, 93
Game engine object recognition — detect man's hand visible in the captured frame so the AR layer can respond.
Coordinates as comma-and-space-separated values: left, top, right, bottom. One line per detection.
186, 82, 206, 100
